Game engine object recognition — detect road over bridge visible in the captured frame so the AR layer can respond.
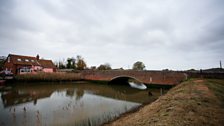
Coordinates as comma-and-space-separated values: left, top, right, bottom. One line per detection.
80, 70, 187, 85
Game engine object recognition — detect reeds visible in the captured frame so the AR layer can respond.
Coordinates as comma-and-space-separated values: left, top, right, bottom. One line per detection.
15, 72, 81, 82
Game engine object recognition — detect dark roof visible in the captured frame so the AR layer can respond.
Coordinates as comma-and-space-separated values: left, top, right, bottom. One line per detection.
38, 59, 56, 68
9, 54, 40, 66
8, 54, 56, 68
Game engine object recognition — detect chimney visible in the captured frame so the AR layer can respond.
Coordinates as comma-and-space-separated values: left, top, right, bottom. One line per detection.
36, 54, 39, 60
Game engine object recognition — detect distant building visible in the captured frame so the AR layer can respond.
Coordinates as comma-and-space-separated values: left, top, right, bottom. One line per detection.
3, 54, 56, 75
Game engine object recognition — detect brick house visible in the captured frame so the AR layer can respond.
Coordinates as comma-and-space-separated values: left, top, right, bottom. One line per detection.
3, 54, 56, 75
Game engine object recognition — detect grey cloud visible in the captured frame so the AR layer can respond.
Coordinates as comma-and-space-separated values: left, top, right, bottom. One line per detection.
0, 0, 224, 70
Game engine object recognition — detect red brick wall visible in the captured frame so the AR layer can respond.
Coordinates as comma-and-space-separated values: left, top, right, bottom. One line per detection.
81, 70, 187, 85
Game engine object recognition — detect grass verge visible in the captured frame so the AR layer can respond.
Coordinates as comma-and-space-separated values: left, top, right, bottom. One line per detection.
104, 79, 224, 126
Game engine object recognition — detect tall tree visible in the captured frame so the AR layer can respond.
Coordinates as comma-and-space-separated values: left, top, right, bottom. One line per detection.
71, 58, 76, 69
97, 63, 112, 70
59, 61, 66, 69
66, 57, 76, 69
76, 55, 87, 70
66, 58, 72, 69
0, 60, 4, 71
0, 56, 6, 71
132, 61, 145, 70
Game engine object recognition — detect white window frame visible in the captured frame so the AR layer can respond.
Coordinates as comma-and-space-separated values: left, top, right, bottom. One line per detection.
19, 67, 32, 74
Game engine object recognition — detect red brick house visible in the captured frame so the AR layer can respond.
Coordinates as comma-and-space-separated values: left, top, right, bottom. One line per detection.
3, 54, 56, 75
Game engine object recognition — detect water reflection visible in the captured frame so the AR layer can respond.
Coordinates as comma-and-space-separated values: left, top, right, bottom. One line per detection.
0, 82, 165, 126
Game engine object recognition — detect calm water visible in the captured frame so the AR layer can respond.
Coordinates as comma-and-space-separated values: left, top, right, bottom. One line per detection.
0, 82, 166, 126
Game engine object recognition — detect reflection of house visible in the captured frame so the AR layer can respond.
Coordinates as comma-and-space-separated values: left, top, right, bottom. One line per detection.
3, 54, 56, 75
1, 90, 53, 107
0, 86, 76, 108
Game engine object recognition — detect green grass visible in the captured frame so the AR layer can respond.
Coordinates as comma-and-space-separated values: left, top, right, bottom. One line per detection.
205, 79, 224, 107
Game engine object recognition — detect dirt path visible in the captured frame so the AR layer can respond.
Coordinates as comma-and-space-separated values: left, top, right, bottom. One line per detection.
104, 79, 224, 126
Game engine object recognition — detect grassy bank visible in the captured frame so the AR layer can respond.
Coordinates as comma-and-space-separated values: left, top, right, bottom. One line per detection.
104, 79, 224, 126
15, 72, 81, 82
205, 79, 224, 107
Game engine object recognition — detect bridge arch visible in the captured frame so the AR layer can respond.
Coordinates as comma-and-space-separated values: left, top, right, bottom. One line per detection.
109, 75, 142, 85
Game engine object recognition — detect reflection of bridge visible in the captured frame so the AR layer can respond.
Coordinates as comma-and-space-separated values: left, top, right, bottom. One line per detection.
81, 70, 187, 85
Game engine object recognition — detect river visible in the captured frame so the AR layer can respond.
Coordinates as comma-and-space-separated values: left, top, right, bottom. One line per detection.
0, 81, 167, 126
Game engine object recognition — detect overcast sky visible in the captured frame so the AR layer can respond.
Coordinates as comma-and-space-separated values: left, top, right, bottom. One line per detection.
0, 0, 224, 70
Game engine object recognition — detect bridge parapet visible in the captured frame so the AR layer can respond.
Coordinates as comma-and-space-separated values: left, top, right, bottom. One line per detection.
81, 70, 187, 85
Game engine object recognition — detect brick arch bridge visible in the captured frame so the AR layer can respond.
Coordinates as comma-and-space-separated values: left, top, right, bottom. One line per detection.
81, 70, 187, 85
109, 76, 142, 84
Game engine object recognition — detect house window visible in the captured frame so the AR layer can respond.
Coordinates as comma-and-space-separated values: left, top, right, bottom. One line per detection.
31, 60, 34, 62
25, 59, 29, 62
17, 58, 22, 61
20, 67, 32, 73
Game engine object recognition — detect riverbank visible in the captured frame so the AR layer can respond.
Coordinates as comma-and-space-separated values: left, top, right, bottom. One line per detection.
104, 79, 224, 126
15, 72, 81, 82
